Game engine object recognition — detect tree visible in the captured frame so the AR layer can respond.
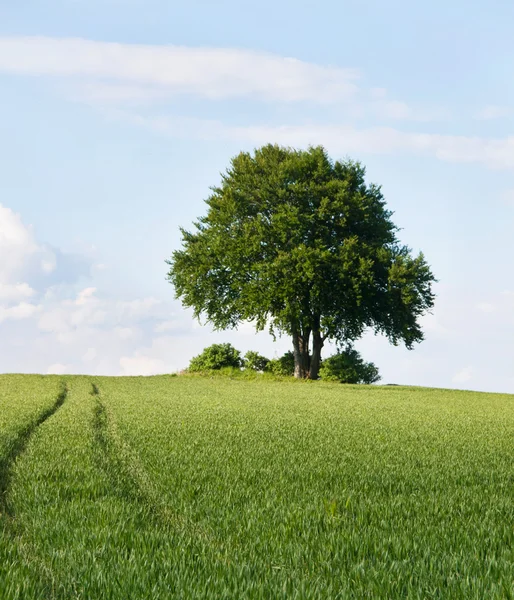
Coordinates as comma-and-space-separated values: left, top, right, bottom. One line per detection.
319, 348, 381, 384
167, 145, 435, 379
188, 343, 242, 371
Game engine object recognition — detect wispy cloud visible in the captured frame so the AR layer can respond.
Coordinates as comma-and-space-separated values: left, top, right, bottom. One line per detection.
0, 36, 360, 103
68, 81, 171, 107
111, 112, 514, 170
370, 99, 450, 122
474, 105, 512, 120
0, 35, 450, 125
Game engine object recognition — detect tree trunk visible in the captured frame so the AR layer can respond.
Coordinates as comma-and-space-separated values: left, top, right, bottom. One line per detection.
292, 329, 310, 378
308, 314, 324, 379
308, 330, 324, 379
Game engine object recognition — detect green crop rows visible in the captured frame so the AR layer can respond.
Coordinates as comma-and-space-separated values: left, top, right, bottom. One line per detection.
0, 374, 512, 598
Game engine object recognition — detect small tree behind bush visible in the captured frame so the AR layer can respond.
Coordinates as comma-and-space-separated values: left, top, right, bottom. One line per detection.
188, 343, 242, 372
265, 351, 295, 377
319, 348, 381, 384
243, 351, 270, 372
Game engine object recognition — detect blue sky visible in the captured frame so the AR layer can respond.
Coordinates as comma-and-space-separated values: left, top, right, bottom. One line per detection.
1, 0, 513, 391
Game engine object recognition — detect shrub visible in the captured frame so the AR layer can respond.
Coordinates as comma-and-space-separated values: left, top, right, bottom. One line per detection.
188, 343, 242, 372
243, 351, 270, 372
319, 348, 381, 384
265, 351, 295, 376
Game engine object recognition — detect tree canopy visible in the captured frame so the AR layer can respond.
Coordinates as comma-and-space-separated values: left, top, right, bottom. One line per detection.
167, 144, 436, 379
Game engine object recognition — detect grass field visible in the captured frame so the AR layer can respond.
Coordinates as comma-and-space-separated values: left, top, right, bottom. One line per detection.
0, 374, 512, 599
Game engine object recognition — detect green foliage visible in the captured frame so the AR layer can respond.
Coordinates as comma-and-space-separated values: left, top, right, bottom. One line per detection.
319, 348, 381, 384
243, 350, 270, 372
1, 375, 513, 598
188, 343, 242, 372
168, 145, 436, 379
265, 350, 295, 376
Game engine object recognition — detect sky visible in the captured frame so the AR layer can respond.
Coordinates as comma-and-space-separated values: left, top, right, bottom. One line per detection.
1, 0, 514, 392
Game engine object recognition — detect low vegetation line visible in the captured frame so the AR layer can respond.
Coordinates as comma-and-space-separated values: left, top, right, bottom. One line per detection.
0, 380, 68, 517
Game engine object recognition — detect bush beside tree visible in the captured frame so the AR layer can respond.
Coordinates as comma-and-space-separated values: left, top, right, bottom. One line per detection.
265, 351, 295, 377
319, 348, 381, 384
243, 351, 270, 372
188, 343, 242, 372
186, 344, 380, 383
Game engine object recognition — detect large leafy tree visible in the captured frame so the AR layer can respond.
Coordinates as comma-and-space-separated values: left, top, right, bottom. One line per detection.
167, 145, 435, 379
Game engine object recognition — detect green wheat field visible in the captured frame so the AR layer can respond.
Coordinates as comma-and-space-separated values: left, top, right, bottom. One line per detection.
0, 374, 512, 599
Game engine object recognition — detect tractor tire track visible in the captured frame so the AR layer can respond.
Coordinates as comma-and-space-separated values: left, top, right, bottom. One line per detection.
91, 382, 144, 503
91, 383, 219, 546
0, 380, 68, 517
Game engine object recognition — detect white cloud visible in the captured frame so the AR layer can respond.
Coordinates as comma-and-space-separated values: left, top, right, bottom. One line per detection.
0, 205, 35, 248
0, 302, 40, 323
70, 81, 169, 106
475, 105, 511, 120
83, 347, 97, 362
119, 355, 169, 376
37, 309, 62, 333
0, 36, 359, 104
41, 257, 56, 273
476, 302, 496, 313
0, 204, 38, 283
116, 297, 162, 320
154, 319, 181, 333
70, 305, 107, 327
46, 363, 71, 375
115, 326, 135, 340
419, 312, 451, 336
0, 282, 34, 302
76, 287, 97, 305
37, 288, 106, 333
452, 366, 473, 384
0, 203, 85, 291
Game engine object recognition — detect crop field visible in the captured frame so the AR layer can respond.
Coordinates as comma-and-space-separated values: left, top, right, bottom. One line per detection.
0, 374, 512, 599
